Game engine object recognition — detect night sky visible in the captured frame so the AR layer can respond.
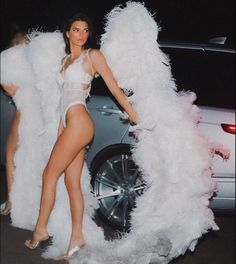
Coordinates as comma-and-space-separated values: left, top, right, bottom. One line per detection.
1, 0, 235, 50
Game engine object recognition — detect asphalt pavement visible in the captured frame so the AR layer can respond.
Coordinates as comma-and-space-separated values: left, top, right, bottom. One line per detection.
0, 167, 235, 264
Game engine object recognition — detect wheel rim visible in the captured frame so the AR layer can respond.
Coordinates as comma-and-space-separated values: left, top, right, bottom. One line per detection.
94, 153, 146, 227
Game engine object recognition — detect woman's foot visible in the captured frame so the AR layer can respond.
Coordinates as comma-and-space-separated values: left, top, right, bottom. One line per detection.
25, 230, 51, 250
59, 239, 85, 260
0, 201, 11, 215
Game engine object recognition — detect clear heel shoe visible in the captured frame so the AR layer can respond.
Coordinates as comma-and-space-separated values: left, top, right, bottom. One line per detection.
59, 244, 85, 260
0, 201, 11, 216
25, 235, 53, 250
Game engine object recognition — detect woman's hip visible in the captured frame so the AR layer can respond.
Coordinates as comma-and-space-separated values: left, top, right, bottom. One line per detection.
64, 104, 94, 134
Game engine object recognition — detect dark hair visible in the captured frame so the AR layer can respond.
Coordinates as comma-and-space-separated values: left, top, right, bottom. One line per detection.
62, 13, 94, 54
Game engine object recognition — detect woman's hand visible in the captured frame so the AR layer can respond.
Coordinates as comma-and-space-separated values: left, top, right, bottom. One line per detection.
1, 84, 18, 96
129, 111, 139, 125
215, 146, 230, 161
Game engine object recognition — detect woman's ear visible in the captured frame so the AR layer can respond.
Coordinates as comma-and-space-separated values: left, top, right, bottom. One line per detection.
66, 32, 69, 39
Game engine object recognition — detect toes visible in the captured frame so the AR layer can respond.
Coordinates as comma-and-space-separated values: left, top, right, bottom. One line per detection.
25, 240, 32, 248
25, 240, 35, 249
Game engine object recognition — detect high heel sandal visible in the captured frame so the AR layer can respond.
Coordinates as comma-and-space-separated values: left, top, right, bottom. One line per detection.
59, 244, 85, 260
25, 235, 52, 250
0, 202, 11, 216
0, 206, 11, 216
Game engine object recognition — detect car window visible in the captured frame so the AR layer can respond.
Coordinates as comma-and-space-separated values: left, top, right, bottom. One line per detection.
202, 50, 235, 109
91, 46, 235, 110
161, 46, 235, 109
90, 77, 113, 97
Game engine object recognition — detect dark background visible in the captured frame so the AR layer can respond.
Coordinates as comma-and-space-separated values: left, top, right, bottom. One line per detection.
1, 0, 235, 50
1, 0, 235, 109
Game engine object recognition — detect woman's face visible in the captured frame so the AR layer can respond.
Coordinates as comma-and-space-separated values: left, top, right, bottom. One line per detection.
66, 20, 89, 48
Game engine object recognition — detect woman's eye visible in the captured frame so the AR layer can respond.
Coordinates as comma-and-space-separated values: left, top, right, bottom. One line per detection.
72, 28, 88, 33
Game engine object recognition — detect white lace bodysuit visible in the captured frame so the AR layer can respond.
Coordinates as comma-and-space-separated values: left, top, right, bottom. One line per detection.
57, 49, 94, 127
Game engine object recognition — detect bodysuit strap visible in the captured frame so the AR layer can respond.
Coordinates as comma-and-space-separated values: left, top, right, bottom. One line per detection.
60, 54, 69, 73
62, 54, 69, 65
86, 49, 95, 77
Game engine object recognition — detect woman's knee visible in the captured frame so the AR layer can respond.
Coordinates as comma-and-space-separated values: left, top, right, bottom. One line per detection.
64, 177, 82, 192
42, 166, 60, 184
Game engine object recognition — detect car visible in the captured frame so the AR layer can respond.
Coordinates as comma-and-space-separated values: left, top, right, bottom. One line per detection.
0, 37, 235, 229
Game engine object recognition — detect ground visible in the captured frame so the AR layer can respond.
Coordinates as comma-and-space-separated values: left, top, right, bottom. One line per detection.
0, 167, 235, 264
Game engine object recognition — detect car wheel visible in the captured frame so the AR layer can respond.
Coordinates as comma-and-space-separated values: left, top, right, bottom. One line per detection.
90, 144, 146, 228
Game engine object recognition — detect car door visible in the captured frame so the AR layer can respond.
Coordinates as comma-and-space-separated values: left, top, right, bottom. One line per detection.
86, 77, 130, 167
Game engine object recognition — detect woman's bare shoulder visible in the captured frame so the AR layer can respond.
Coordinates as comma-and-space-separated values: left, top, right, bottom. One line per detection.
88, 49, 105, 62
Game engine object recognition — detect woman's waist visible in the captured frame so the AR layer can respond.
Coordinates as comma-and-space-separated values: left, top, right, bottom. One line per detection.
62, 83, 91, 92
62, 80, 91, 86
61, 88, 91, 95
60, 91, 90, 104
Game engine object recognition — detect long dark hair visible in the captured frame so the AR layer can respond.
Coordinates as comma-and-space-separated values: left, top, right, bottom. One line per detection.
62, 13, 94, 54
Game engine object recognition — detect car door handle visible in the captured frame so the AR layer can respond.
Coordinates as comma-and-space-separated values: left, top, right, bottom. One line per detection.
98, 106, 122, 115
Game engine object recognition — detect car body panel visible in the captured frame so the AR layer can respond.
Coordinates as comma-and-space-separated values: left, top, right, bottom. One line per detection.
86, 96, 129, 167
86, 95, 235, 219
199, 107, 235, 178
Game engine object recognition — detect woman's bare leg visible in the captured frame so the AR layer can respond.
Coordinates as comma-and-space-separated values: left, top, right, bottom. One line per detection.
64, 147, 86, 250
25, 106, 94, 246
1, 110, 20, 215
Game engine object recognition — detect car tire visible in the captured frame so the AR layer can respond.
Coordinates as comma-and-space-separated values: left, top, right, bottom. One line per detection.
90, 144, 146, 229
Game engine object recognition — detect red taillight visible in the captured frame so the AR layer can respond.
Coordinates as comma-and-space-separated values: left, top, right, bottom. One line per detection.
221, 123, 236, 135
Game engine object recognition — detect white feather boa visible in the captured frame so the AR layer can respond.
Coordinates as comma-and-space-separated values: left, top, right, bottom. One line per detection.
0, 2, 219, 263
98, 2, 218, 263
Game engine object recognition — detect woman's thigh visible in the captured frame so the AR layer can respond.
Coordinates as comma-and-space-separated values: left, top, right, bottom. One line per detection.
45, 105, 94, 177
6, 110, 20, 155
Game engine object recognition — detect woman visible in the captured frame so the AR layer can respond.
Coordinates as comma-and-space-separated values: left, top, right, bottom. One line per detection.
0, 88, 19, 216
0, 31, 28, 216
24, 13, 139, 259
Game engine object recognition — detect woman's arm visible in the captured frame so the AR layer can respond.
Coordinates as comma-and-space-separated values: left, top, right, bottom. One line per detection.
89, 49, 139, 124
1, 84, 18, 96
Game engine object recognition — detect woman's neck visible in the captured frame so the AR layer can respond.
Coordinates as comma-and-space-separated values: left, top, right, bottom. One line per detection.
70, 46, 84, 59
